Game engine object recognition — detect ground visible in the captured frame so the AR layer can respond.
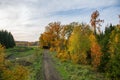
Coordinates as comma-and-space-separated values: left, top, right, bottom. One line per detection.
5, 47, 61, 80
43, 49, 61, 80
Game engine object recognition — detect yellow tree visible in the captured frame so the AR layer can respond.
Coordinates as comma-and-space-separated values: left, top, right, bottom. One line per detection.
68, 25, 90, 64
59, 23, 75, 51
39, 34, 45, 48
0, 44, 5, 76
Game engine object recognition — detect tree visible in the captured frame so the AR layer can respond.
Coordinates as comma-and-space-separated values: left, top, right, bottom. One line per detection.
97, 24, 114, 72
89, 33, 102, 69
0, 30, 15, 48
106, 25, 120, 79
90, 10, 104, 34
68, 25, 90, 64
0, 44, 5, 80
39, 22, 62, 51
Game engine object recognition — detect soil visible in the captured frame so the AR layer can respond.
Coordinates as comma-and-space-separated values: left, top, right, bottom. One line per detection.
43, 49, 61, 80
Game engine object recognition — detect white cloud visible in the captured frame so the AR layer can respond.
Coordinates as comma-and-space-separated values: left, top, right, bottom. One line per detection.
0, 0, 119, 41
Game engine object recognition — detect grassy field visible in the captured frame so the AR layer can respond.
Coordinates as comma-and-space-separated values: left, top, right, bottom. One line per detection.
5, 46, 35, 58
5, 46, 43, 80
50, 52, 106, 80
5, 47, 107, 80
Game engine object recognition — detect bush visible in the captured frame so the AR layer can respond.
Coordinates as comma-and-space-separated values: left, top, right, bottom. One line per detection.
0, 45, 29, 80
57, 51, 70, 62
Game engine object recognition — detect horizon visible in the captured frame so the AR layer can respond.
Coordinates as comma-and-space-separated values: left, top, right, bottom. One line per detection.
0, 0, 120, 41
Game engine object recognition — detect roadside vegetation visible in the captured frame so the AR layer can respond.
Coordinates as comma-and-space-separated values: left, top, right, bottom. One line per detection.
0, 46, 43, 80
50, 52, 105, 80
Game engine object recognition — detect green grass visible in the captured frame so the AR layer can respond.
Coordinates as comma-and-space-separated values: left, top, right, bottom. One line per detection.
5, 46, 35, 58
29, 48, 44, 80
50, 52, 106, 80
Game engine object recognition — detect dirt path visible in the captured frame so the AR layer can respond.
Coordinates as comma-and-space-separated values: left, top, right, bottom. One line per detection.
43, 49, 61, 80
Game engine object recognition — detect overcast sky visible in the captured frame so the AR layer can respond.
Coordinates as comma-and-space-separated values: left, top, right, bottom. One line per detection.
0, 0, 120, 41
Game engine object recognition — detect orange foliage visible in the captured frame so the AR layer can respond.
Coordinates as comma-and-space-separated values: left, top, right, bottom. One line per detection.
39, 22, 62, 49
91, 42, 101, 68
89, 34, 102, 69
90, 10, 104, 33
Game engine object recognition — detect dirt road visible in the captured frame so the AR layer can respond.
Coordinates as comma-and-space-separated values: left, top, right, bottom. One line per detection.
43, 49, 61, 80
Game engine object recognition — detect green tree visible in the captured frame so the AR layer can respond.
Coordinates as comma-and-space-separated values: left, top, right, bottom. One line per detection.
106, 25, 120, 79
0, 30, 15, 48
97, 24, 114, 72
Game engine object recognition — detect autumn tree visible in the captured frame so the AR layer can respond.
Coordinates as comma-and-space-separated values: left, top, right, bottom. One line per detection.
90, 10, 104, 34
60, 22, 75, 50
39, 22, 62, 51
68, 24, 91, 64
0, 44, 5, 80
89, 33, 102, 69
64, 22, 78, 39
39, 34, 48, 48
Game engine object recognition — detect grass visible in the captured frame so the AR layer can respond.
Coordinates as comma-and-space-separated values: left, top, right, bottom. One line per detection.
5, 46, 44, 80
5, 46, 34, 58
29, 48, 44, 80
50, 52, 106, 80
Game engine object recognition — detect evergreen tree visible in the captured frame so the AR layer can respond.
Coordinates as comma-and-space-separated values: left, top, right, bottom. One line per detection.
106, 25, 120, 79
96, 24, 115, 72
0, 30, 15, 48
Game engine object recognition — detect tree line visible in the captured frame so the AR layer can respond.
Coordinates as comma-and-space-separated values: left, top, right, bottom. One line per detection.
39, 10, 120, 79
0, 30, 16, 48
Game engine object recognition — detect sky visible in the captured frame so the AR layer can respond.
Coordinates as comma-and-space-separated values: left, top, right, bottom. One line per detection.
0, 0, 120, 41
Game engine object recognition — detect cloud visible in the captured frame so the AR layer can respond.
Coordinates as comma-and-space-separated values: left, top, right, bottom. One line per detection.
0, 0, 119, 41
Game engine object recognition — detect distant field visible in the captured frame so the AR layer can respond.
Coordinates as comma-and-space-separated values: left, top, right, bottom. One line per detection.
5, 46, 34, 58
5, 46, 43, 80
